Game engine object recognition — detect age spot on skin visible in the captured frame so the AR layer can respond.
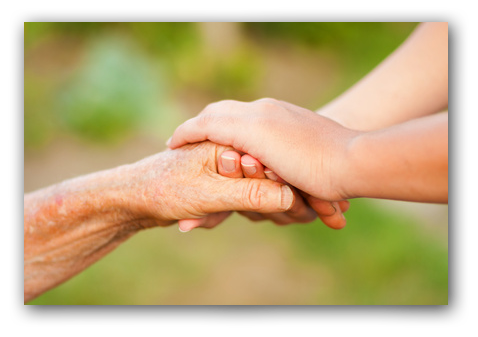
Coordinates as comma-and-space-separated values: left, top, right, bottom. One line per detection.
55, 195, 63, 206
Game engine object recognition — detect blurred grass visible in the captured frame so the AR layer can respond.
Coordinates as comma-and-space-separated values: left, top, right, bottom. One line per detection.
24, 22, 447, 305
57, 36, 161, 142
24, 22, 418, 148
286, 199, 447, 304
28, 199, 447, 305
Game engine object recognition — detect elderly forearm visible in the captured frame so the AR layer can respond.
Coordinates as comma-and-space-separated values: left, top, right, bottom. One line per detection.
343, 112, 448, 202
23, 164, 163, 302
24, 141, 293, 302
319, 22, 448, 130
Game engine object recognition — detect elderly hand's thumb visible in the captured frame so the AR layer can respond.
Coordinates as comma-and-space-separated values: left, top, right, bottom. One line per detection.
215, 178, 295, 213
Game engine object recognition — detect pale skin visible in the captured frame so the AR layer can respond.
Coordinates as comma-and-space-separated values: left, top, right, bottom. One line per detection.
168, 22, 448, 229
24, 142, 296, 302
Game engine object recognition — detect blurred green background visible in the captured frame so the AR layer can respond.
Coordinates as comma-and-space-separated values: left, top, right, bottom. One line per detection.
24, 22, 448, 305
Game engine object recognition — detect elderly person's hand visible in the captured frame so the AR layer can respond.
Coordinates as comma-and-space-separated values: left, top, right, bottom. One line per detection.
126, 142, 295, 222
24, 141, 294, 302
177, 150, 350, 232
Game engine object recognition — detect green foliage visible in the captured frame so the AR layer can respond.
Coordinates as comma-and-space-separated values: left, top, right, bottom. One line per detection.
126, 22, 199, 56
281, 199, 447, 304
24, 75, 58, 149
58, 36, 161, 143
209, 48, 262, 100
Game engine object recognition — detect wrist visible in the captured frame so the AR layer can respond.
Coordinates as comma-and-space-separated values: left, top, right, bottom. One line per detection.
119, 151, 179, 225
106, 158, 174, 228
334, 128, 365, 200
75, 165, 144, 228
339, 130, 383, 200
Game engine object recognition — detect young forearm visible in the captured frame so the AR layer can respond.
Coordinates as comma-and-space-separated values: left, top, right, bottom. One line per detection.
319, 22, 448, 131
343, 112, 448, 202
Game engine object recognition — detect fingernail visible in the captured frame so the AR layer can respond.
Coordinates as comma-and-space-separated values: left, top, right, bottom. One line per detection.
264, 170, 279, 181
178, 227, 190, 233
221, 155, 236, 172
330, 202, 337, 215
280, 185, 294, 210
166, 137, 172, 147
242, 163, 257, 176
333, 202, 345, 220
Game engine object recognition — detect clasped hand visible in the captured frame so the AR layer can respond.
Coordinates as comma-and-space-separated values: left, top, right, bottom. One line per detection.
167, 98, 358, 231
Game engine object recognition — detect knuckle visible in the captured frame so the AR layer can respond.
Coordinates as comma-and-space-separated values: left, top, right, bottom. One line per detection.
203, 99, 236, 113
242, 180, 264, 211
255, 97, 279, 105
198, 101, 240, 129
253, 98, 288, 118
197, 113, 216, 128
254, 98, 279, 112
203, 101, 223, 112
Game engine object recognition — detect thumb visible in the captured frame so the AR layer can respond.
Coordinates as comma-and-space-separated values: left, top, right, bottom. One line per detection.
207, 178, 295, 214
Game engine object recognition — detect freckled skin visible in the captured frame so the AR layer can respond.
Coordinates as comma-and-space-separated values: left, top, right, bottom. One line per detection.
24, 142, 287, 302
55, 195, 63, 206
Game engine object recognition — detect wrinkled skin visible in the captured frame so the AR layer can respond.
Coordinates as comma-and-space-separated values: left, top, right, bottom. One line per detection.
177, 150, 351, 232
24, 141, 293, 302
126, 142, 294, 222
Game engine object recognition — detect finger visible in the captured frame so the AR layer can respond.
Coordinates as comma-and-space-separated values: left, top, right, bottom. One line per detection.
264, 167, 286, 183
167, 117, 212, 149
168, 101, 248, 150
178, 218, 207, 232
304, 195, 346, 229
241, 209, 300, 226
239, 154, 302, 224
239, 153, 280, 181
208, 179, 295, 214
238, 211, 267, 222
178, 212, 232, 232
178, 149, 243, 233
318, 208, 347, 230
198, 211, 233, 229
305, 195, 338, 216
241, 154, 266, 179
239, 190, 316, 225
261, 212, 298, 226
240, 211, 307, 226
301, 192, 350, 214
339, 200, 350, 213
284, 189, 317, 223
264, 168, 279, 182
218, 151, 244, 178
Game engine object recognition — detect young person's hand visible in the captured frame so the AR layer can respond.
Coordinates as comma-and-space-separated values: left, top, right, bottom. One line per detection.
178, 150, 350, 232
231, 153, 349, 229
168, 98, 360, 202
168, 98, 447, 203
